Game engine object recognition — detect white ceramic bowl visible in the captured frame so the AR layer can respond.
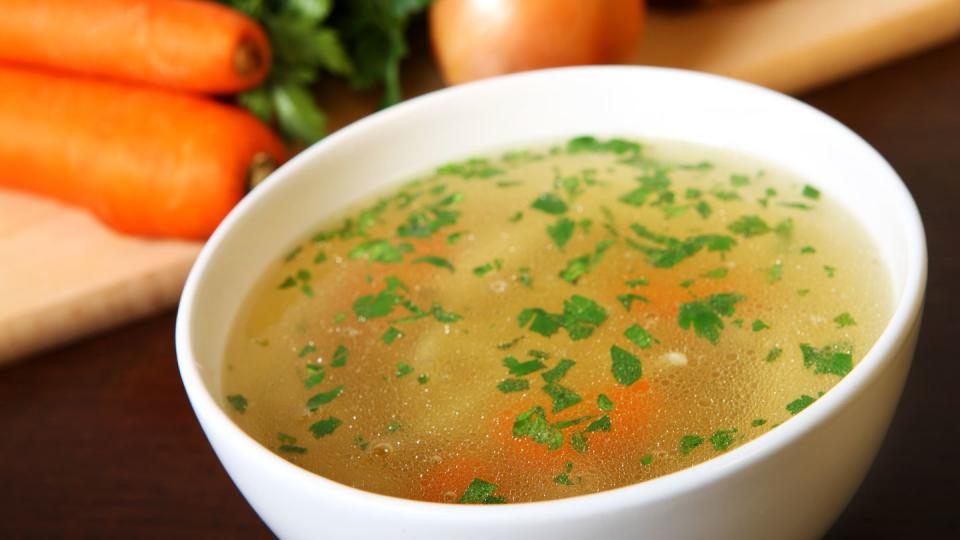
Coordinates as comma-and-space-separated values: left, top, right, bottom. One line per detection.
176, 67, 926, 540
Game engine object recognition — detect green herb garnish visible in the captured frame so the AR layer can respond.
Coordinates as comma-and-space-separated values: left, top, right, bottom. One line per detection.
678, 293, 745, 344
624, 324, 658, 349
610, 345, 642, 386
786, 395, 816, 415
710, 428, 737, 451
680, 435, 704, 455
459, 479, 506, 504
834, 312, 857, 328
800, 343, 853, 376
306, 385, 343, 411
309, 417, 342, 438
226, 394, 247, 413
497, 378, 530, 393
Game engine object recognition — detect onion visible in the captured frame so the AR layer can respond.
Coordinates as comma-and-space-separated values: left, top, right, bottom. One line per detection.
430, 0, 646, 85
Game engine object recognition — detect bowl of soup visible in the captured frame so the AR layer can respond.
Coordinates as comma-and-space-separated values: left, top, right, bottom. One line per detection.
175, 66, 926, 539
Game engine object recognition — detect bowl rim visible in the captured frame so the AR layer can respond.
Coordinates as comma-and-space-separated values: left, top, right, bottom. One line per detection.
175, 65, 927, 519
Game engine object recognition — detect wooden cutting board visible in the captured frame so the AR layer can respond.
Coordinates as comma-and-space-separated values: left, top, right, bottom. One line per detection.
2, 0, 958, 365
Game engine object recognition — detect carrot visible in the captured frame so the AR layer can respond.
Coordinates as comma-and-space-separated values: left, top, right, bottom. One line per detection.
0, 0, 270, 94
0, 65, 287, 239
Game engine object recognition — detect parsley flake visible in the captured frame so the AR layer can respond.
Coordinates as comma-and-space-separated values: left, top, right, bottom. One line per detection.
412, 256, 455, 272
680, 435, 704, 455
497, 378, 530, 393
611, 345, 642, 386
624, 324, 658, 349
800, 343, 853, 376
710, 428, 737, 451
597, 393, 614, 411
678, 293, 745, 344
547, 217, 576, 249
834, 312, 857, 328
786, 395, 816, 415
306, 385, 343, 411
309, 417, 342, 438
531, 193, 568, 215
226, 394, 247, 413
458, 479, 506, 504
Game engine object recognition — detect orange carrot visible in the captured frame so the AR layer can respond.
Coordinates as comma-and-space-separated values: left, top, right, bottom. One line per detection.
0, 0, 271, 94
0, 66, 287, 239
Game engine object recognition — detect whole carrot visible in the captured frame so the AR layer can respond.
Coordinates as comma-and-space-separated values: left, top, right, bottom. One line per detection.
0, 0, 271, 94
0, 66, 287, 240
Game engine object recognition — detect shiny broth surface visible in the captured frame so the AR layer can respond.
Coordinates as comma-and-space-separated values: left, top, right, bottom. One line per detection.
223, 137, 891, 504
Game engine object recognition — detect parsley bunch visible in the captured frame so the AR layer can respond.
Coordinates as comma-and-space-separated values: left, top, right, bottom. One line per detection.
220, 0, 431, 146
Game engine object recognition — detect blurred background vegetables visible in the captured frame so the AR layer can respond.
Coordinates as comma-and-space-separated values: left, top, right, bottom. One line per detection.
429, 0, 645, 85
0, 66, 287, 239
0, 0, 272, 93
220, 0, 432, 146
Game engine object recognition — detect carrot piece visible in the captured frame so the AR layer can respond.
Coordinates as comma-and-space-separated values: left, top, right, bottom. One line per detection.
0, 0, 271, 94
0, 66, 287, 239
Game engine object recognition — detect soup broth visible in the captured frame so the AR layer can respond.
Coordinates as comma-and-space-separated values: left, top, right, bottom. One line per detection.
222, 137, 892, 504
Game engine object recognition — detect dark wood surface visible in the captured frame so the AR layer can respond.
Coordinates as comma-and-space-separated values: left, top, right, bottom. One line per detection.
2, 39, 959, 540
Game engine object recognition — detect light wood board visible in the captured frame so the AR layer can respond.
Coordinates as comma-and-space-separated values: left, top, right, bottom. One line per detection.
2, 0, 958, 365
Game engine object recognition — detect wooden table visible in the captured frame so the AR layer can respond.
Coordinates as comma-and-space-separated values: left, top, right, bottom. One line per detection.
2, 40, 958, 540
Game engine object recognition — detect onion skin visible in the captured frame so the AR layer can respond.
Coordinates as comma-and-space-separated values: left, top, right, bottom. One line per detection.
430, 0, 645, 85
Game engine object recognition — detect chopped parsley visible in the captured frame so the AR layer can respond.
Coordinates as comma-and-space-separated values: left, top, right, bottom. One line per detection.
547, 217, 576, 249
824, 265, 836, 277
597, 393, 614, 411
679, 435, 704, 455
447, 231, 466, 244
437, 158, 503, 179
727, 215, 771, 237
382, 326, 404, 344
331, 344, 348, 367
518, 294, 608, 341
306, 385, 343, 411
786, 395, 816, 415
751, 418, 767, 427
412, 256, 455, 272
800, 343, 853, 376
626, 277, 649, 287
353, 276, 407, 320
513, 406, 563, 450
559, 239, 614, 283
767, 261, 783, 283
611, 345, 642, 386
640, 454, 654, 465
458, 478, 506, 504
386, 421, 401, 433
585, 415, 611, 433
541, 359, 576, 383
313, 251, 327, 264
752, 319, 770, 332
417, 374, 430, 384
304, 364, 325, 389
226, 394, 247, 413
395, 363, 414, 378
624, 324, 658, 349
542, 383, 583, 413
530, 192, 568, 214
800, 245, 816, 254
677, 293, 745, 344
508, 211, 524, 223
617, 293, 649, 311
278, 444, 307, 455
627, 224, 736, 268
297, 343, 317, 358
349, 239, 413, 263
473, 259, 503, 276
553, 463, 575, 486
503, 356, 547, 376
710, 428, 737, 451
834, 312, 857, 328
701, 267, 728, 279
497, 378, 530, 393
802, 185, 821, 200
309, 417, 342, 438
766, 347, 783, 363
